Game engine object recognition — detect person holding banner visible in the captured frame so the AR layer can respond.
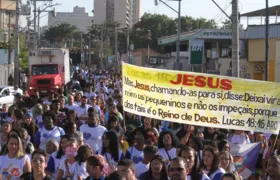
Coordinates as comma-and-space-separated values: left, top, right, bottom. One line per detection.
125, 127, 146, 164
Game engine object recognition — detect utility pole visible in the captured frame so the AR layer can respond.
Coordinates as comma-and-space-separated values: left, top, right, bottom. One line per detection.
126, 27, 130, 59
174, 0, 182, 70
33, 0, 36, 33
89, 37, 92, 68
115, 27, 118, 69
14, 0, 20, 87
37, 8, 40, 47
100, 29, 104, 69
231, 0, 240, 77
7, 12, 11, 77
265, 0, 269, 81
155, 0, 182, 70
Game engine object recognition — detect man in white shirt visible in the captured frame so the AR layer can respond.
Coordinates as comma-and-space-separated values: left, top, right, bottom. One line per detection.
84, 84, 96, 100
79, 110, 107, 153
135, 146, 157, 178
64, 95, 78, 110
75, 95, 91, 124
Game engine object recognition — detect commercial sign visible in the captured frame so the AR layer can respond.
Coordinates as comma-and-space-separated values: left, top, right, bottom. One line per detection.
122, 62, 280, 134
198, 29, 233, 39
189, 39, 204, 65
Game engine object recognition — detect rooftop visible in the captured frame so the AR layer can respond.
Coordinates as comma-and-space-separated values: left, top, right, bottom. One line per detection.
241, 5, 280, 17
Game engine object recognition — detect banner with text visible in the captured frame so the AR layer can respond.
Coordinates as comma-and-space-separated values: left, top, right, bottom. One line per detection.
122, 62, 280, 134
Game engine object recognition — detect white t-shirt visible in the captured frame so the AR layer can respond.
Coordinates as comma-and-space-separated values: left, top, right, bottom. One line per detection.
38, 126, 65, 151
35, 115, 44, 129
75, 101, 81, 106
135, 161, 149, 178
43, 100, 52, 105
158, 147, 177, 162
0, 154, 29, 180
102, 150, 124, 167
59, 159, 78, 180
126, 146, 144, 164
85, 92, 96, 100
75, 104, 92, 124
228, 134, 250, 145
47, 151, 66, 180
187, 173, 210, 180
76, 162, 88, 180
65, 104, 79, 111
79, 124, 107, 153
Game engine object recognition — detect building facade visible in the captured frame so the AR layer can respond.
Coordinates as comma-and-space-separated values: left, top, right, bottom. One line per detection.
156, 24, 280, 82
0, 0, 16, 32
48, 6, 93, 32
94, 0, 141, 28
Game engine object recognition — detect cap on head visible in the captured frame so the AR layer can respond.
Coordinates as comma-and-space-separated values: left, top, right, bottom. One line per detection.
24, 112, 33, 118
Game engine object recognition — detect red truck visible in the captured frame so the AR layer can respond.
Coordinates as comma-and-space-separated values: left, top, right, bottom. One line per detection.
28, 48, 71, 96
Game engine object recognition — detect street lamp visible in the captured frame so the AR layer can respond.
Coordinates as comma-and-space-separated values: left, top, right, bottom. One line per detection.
155, 0, 182, 70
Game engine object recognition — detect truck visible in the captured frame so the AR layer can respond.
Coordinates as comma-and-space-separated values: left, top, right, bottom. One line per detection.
28, 48, 71, 96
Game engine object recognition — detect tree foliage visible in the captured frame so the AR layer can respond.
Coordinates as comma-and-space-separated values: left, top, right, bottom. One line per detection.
130, 13, 218, 52
19, 33, 28, 70
43, 23, 78, 47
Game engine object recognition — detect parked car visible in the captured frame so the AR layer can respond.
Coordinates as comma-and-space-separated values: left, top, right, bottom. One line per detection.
0, 86, 23, 108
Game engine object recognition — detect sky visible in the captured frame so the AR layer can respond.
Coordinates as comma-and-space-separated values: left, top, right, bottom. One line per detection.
22, 0, 280, 28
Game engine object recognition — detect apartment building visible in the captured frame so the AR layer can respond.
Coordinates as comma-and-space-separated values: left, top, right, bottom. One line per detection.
0, 0, 16, 31
48, 6, 93, 32
94, 0, 141, 28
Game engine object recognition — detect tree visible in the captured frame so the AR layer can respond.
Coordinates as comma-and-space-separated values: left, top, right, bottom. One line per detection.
19, 33, 28, 71
221, 19, 244, 30
43, 23, 78, 47
130, 13, 218, 52
221, 19, 232, 29
130, 13, 174, 52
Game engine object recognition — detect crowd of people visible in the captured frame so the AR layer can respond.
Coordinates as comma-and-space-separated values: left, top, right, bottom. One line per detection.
0, 68, 279, 180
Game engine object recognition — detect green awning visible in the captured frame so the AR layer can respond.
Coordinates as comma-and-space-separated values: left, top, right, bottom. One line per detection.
158, 31, 198, 45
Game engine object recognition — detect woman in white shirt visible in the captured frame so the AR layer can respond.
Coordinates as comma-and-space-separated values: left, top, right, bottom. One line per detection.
75, 145, 92, 180
99, 131, 124, 169
0, 134, 31, 180
201, 147, 226, 180
158, 131, 178, 164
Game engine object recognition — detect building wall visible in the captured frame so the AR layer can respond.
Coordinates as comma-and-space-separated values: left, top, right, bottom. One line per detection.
0, 0, 16, 31
48, 6, 93, 32
218, 58, 266, 80
132, 0, 141, 25
275, 41, 280, 82
114, 0, 129, 27
93, 0, 106, 24
248, 38, 278, 62
94, 0, 140, 28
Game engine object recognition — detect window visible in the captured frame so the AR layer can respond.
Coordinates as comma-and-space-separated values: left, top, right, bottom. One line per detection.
32, 64, 59, 75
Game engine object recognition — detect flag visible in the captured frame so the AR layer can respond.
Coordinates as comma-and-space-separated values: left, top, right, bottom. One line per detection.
230, 142, 261, 179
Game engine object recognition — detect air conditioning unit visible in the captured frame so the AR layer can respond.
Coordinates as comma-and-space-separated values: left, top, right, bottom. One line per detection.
149, 57, 157, 64
37, 50, 56, 56
157, 59, 164, 64
21, 5, 31, 16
